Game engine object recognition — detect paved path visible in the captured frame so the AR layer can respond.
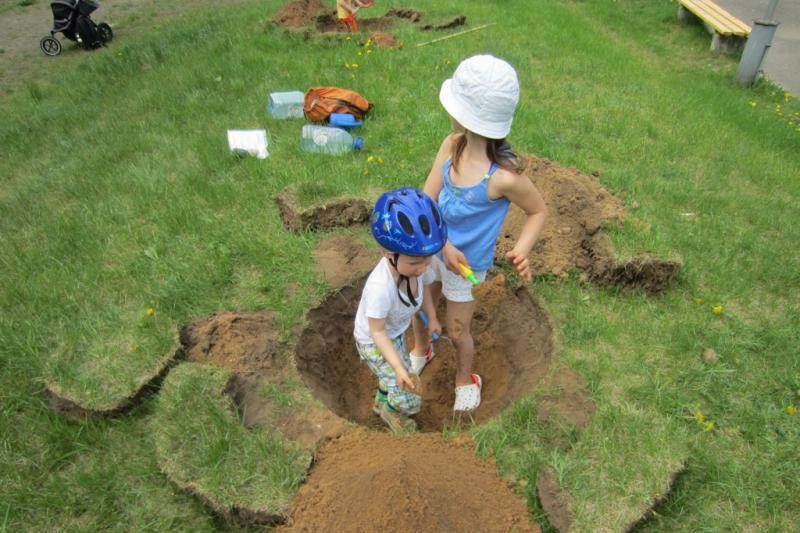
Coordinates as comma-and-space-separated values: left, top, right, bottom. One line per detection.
716, 0, 800, 94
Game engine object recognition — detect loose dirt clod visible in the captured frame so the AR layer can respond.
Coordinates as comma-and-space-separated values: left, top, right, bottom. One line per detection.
536, 465, 573, 533
280, 428, 541, 532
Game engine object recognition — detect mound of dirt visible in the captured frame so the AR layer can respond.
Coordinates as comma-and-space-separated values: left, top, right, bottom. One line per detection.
295, 273, 554, 431
496, 154, 680, 293
281, 428, 541, 532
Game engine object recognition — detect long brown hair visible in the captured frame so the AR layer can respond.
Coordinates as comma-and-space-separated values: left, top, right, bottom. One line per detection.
450, 133, 526, 175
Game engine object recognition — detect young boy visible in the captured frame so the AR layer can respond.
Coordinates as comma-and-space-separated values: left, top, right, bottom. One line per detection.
337, 0, 370, 32
354, 188, 446, 433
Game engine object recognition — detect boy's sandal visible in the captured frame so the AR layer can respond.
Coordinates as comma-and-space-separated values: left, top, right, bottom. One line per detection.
379, 401, 417, 434
372, 390, 387, 415
409, 345, 435, 375
453, 373, 482, 412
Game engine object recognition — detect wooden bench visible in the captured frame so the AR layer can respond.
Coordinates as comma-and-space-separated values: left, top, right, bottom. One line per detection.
678, 0, 751, 54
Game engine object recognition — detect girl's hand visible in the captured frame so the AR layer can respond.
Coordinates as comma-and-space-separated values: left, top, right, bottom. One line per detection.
506, 250, 532, 283
443, 242, 468, 275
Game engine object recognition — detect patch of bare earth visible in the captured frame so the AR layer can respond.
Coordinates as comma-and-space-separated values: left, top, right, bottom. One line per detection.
181, 311, 346, 449
279, 428, 541, 532
0, 0, 249, 96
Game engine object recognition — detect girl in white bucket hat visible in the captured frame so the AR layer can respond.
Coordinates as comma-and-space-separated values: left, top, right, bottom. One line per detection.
408, 54, 548, 412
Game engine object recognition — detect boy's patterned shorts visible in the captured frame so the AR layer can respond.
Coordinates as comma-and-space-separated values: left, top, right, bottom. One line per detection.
356, 335, 421, 416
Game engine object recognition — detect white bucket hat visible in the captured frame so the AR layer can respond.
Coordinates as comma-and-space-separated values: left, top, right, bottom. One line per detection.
439, 54, 520, 139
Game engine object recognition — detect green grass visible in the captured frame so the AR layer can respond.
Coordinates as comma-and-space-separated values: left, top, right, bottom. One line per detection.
1, 0, 799, 530
152, 363, 310, 518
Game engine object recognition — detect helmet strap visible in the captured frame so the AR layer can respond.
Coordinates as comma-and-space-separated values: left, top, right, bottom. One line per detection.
388, 253, 417, 308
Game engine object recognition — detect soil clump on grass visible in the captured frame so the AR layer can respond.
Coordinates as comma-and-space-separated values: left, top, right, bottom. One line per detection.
275, 187, 371, 232
280, 428, 541, 532
295, 272, 554, 431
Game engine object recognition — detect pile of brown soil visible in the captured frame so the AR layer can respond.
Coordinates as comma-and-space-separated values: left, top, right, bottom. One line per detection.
275, 187, 372, 232
281, 428, 541, 532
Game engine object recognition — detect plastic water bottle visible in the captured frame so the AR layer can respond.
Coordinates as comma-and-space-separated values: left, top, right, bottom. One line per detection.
301, 125, 363, 155
268, 91, 305, 119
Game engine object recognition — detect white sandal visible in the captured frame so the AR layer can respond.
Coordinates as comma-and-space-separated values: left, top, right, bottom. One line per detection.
453, 373, 482, 411
409, 345, 435, 375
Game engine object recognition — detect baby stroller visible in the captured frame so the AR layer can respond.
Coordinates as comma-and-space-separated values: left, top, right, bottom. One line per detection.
40, 0, 113, 56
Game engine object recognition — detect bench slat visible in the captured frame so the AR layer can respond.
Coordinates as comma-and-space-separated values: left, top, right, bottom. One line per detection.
680, 0, 751, 36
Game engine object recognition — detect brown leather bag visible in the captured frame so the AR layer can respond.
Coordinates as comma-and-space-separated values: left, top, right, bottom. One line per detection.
303, 86, 373, 122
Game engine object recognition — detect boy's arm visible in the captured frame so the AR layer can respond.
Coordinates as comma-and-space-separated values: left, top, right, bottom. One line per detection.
496, 171, 548, 282
368, 317, 417, 390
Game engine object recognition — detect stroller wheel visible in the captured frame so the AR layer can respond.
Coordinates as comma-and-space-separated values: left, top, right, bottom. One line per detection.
98, 22, 113, 44
40, 36, 62, 56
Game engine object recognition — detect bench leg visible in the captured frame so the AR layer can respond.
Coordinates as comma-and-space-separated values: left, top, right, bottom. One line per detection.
711, 33, 746, 54
677, 5, 692, 22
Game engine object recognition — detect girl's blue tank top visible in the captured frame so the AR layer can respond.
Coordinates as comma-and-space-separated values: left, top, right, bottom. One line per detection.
438, 159, 510, 271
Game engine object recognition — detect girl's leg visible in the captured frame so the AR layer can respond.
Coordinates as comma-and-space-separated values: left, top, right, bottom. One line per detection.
446, 298, 477, 386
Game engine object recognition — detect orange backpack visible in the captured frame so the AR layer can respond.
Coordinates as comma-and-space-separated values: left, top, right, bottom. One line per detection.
303, 87, 373, 122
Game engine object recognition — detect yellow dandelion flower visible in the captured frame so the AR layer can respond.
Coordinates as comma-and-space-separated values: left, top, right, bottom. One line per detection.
749, 101, 757, 107
694, 410, 705, 424
712, 305, 723, 315
367, 155, 375, 163
788, 405, 797, 416
704, 420, 715, 432
146, 308, 155, 316
351, 63, 359, 68
377, 156, 384, 164
357, 51, 362, 56
344, 62, 350, 69
365, 38, 372, 47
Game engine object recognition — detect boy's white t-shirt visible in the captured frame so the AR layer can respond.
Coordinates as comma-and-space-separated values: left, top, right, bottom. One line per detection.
353, 257, 436, 344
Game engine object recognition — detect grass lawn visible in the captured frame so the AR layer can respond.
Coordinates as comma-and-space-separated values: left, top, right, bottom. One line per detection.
1, 0, 798, 530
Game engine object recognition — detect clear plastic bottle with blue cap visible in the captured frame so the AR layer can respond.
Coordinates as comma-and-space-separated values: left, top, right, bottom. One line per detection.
301, 125, 364, 155
268, 91, 305, 119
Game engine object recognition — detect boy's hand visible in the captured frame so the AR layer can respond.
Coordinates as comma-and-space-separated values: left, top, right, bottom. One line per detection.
506, 250, 532, 283
397, 369, 418, 391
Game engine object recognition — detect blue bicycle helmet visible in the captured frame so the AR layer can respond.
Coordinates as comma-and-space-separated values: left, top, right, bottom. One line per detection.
371, 187, 447, 256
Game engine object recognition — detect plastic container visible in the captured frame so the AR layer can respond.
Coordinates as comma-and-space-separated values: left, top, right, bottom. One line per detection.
268, 91, 305, 119
329, 113, 362, 129
301, 125, 363, 155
